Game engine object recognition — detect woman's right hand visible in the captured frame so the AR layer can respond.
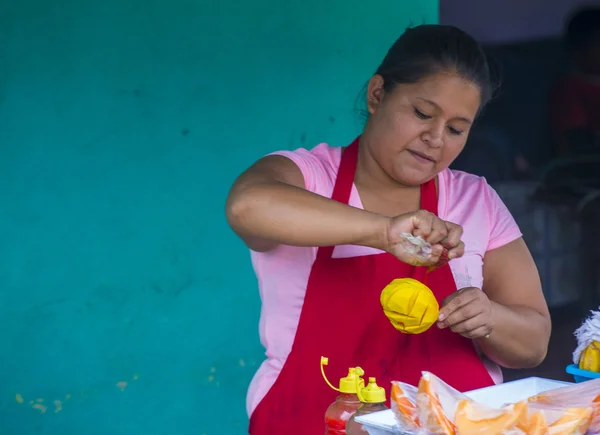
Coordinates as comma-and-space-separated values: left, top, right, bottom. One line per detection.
383, 210, 465, 267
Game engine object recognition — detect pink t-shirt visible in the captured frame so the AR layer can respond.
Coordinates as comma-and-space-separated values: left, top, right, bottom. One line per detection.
246, 143, 522, 417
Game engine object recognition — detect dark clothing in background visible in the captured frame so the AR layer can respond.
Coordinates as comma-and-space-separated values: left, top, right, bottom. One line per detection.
549, 74, 600, 154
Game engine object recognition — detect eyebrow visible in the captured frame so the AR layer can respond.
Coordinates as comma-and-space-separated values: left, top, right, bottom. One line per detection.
417, 97, 473, 125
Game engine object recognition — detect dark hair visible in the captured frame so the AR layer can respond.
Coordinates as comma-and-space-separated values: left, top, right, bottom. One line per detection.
374, 24, 496, 109
565, 7, 600, 51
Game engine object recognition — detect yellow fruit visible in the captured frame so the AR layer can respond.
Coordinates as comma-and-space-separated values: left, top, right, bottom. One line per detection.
380, 278, 439, 334
579, 340, 600, 372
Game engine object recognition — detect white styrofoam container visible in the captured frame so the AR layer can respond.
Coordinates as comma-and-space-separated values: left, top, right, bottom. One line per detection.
355, 377, 572, 435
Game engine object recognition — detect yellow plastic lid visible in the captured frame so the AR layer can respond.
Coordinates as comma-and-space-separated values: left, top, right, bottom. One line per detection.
338, 367, 362, 393
320, 356, 365, 394
358, 377, 386, 403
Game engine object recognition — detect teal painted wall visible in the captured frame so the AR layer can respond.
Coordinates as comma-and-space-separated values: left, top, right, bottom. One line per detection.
0, 1, 437, 433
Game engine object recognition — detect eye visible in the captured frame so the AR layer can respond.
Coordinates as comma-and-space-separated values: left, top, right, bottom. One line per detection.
448, 126, 463, 136
413, 107, 432, 120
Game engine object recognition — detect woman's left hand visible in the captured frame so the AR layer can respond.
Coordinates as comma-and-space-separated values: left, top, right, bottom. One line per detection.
437, 287, 494, 339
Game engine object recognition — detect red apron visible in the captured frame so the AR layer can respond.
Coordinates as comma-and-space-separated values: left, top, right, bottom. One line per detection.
249, 138, 494, 435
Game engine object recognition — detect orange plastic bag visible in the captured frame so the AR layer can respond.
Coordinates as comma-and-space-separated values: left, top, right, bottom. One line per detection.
528, 379, 600, 434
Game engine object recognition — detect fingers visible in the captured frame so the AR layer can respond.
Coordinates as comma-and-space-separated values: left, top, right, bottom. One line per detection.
438, 289, 478, 325
443, 222, 464, 259
437, 288, 494, 339
448, 241, 465, 260
392, 211, 465, 265
412, 212, 464, 259
448, 316, 491, 339
411, 210, 451, 245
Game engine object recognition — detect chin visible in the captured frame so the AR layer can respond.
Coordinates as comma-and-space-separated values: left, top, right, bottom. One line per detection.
394, 167, 436, 187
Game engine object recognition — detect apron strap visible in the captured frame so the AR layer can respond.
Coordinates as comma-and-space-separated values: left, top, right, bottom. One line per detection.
420, 174, 438, 215
316, 137, 360, 261
330, 137, 360, 204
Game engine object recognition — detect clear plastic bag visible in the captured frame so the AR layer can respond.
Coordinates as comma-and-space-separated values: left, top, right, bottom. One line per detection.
390, 372, 598, 435
528, 379, 600, 434
391, 381, 419, 431
390, 372, 465, 435
526, 403, 594, 435
413, 373, 533, 435
398, 233, 449, 270
454, 398, 529, 435
415, 372, 468, 435
455, 401, 592, 435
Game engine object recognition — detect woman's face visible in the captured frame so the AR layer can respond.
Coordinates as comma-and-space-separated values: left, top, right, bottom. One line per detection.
362, 71, 482, 187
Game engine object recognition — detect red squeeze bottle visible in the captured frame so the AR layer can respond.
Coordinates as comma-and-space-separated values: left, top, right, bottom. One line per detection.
320, 357, 364, 435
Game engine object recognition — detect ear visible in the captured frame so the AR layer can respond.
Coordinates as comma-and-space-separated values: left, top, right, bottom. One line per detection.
366, 74, 385, 114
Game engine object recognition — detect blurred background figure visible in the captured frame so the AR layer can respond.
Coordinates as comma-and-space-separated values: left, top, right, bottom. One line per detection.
548, 6, 600, 157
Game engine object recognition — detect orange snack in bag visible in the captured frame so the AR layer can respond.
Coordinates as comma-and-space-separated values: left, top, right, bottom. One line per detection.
526, 411, 550, 435
390, 381, 419, 430
547, 407, 592, 435
455, 399, 528, 435
416, 372, 460, 435
389, 372, 595, 435
528, 378, 600, 433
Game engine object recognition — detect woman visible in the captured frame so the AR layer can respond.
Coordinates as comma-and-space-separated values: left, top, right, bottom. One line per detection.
226, 24, 551, 434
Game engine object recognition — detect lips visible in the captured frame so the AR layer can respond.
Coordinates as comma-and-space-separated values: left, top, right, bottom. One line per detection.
408, 150, 436, 163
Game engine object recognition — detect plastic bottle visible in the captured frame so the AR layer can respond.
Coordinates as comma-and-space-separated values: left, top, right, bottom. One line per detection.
320, 356, 365, 435
346, 377, 389, 435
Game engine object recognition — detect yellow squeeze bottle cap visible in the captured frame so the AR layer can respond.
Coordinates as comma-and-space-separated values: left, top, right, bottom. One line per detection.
320, 356, 365, 394
357, 377, 386, 403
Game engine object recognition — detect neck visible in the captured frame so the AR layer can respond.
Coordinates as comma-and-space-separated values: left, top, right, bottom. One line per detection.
353, 136, 424, 216
354, 136, 420, 198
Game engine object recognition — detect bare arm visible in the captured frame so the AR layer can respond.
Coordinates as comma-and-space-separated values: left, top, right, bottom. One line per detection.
225, 155, 388, 252
225, 155, 465, 264
478, 238, 551, 368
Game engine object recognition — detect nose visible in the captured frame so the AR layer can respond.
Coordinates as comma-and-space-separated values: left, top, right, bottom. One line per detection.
421, 122, 444, 148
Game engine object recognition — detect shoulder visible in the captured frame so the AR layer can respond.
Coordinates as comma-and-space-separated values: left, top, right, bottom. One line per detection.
440, 168, 511, 220
440, 168, 492, 205
268, 143, 341, 195
439, 169, 521, 250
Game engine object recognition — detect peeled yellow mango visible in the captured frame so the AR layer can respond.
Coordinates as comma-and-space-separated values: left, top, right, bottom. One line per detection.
579, 340, 600, 372
380, 278, 439, 334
